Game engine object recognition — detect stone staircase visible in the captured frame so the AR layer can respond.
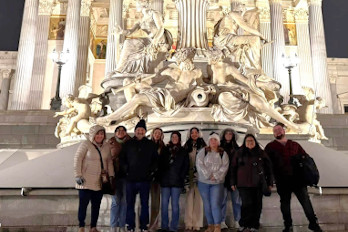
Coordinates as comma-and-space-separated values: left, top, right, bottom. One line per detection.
0, 110, 59, 149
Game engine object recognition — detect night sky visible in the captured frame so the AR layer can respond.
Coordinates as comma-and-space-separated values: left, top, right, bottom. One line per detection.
0, 0, 347, 58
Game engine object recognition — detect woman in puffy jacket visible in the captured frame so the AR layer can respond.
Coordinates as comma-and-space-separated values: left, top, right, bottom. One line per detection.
159, 131, 189, 232
74, 125, 114, 232
196, 132, 229, 232
230, 134, 273, 232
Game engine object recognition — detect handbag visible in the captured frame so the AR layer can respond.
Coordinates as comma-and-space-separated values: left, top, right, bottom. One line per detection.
93, 144, 115, 195
291, 153, 320, 187
257, 158, 271, 197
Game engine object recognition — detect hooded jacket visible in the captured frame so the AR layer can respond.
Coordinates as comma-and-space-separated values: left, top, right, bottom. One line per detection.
74, 125, 114, 191
108, 134, 131, 178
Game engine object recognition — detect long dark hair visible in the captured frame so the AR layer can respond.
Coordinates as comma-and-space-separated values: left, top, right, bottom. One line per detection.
184, 127, 206, 153
220, 128, 239, 150
167, 131, 182, 156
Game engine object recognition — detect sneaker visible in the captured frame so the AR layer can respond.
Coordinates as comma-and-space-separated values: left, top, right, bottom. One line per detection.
221, 222, 228, 229
234, 221, 240, 229
78, 227, 85, 232
282, 226, 293, 232
308, 223, 323, 232
237, 227, 245, 232
249, 228, 258, 232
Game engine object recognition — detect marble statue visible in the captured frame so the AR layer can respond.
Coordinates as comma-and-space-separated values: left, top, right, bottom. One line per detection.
293, 87, 328, 141
97, 48, 204, 125
111, 0, 173, 75
213, 3, 266, 70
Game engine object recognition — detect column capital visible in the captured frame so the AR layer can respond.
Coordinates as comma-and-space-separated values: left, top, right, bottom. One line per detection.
258, 7, 271, 22
270, 0, 282, 4
1, 69, 13, 79
81, 0, 92, 17
38, 0, 54, 15
294, 8, 309, 23
308, 0, 322, 6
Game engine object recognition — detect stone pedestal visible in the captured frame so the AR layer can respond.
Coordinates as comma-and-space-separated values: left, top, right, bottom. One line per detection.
176, 0, 209, 50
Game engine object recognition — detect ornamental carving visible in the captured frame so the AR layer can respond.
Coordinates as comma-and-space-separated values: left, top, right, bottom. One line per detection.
96, 25, 108, 37
39, 0, 54, 15
81, 0, 92, 17
294, 8, 309, 22
283, 8, 295, 23
258, 7, 270, 22
51, 1, 68, 15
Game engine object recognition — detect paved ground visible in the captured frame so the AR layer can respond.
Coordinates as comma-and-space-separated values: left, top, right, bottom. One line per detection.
0, 227, 347, 232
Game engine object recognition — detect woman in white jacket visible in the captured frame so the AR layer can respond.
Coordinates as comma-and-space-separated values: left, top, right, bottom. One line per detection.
196, 132, 229, 232
74, 125, 114, 232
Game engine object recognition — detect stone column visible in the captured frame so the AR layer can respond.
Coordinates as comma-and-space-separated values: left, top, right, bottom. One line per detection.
176, 0, 209, 50
0, 69, 13, 110
105, 0, 124, 76
75, 0, 92, 90
60, 0, 82, 98
29, 0, 54, 110
152, 0, 164, 13
294, 7, 314, 89
270, 0, 288, 102
10, 0, 38, 110
257, 0, 273, 78
308, 0, 333, 113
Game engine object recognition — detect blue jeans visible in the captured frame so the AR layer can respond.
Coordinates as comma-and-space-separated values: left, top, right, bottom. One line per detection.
161, 187, 181, 232
78, 189, 103, 228
198, 182, 224, 225
221, 187, 242, 222
126, 181, 151, 230
110, 178, 127, 227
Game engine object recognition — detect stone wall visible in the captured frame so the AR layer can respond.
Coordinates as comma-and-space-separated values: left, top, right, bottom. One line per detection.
0, 188, 347, 231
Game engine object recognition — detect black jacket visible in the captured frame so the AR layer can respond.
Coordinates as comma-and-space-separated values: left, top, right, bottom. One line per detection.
221, 141, 239, 188
159, 145, 189, 188
120, 137, 158, 182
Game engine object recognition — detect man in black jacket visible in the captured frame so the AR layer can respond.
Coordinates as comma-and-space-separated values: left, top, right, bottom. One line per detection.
120, 119, 158, 232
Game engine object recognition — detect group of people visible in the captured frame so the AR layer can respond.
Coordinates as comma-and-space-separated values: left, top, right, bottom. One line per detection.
74, 120, 323, 232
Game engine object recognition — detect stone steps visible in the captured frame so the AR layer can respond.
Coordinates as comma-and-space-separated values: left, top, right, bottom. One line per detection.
0, 110, 59, 149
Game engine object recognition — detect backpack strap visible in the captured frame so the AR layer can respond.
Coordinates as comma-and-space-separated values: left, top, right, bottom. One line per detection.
92, 143, 105, 170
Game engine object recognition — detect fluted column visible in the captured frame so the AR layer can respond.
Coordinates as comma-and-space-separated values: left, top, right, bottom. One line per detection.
75, 0, 92, 90
270, 0, 288, 102
60, 0, 82, 98
152, 0, 164, 13
0, 69, 13, 110
29, 0, 54, 109
257, 0, 273, 78
105, 0, 124, 76
10, 0, 38, 110
294, 7, 314, 89
176, 0, 209, 50
308, 0, 333, 113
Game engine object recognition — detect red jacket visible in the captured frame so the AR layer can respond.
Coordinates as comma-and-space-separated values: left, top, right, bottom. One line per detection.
265, 139, 306, 181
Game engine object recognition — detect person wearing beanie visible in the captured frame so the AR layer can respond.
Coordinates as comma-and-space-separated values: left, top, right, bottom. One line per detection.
183, 127, 206, 232
158, 131, 189, 232
109, 125, 131, 232
220, 128, 241, 230
120, 119, 158, 232
196, 132, 229, 232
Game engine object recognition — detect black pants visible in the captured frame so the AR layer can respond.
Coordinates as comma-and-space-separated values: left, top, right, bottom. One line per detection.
78, 189, 103, 228
276, 180, 318, 228
238, 187, 263, 229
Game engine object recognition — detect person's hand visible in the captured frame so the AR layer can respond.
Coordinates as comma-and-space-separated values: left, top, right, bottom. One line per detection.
268, 185, 273, 191
231, 185, 236, 191
75, 177, 85, 185
210, 176, 216, 181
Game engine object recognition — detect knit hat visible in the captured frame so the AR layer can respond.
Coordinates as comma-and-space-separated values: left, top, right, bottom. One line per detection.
135, 119, 147, 131
208, 132, 220, 146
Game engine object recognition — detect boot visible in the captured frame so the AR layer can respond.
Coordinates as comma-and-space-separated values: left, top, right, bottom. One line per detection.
78, 228, 85, 232
90, 228, 100, 232
213, 224, 221, 232
204, 225, 214, 232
